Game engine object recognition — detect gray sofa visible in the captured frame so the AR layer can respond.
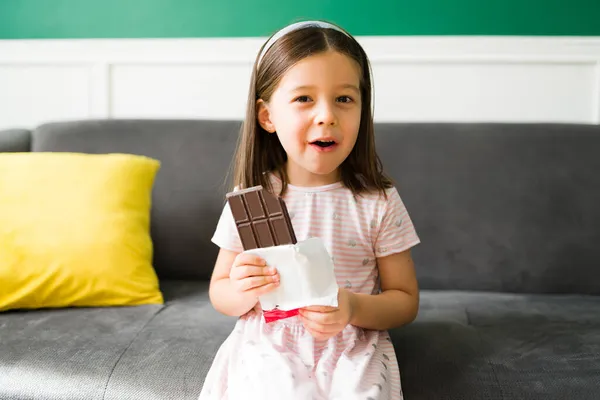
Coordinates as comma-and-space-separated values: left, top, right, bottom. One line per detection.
1, 120, 599, 400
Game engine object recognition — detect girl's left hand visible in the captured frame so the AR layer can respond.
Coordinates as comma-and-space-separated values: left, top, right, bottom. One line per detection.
299, 288, 355, 341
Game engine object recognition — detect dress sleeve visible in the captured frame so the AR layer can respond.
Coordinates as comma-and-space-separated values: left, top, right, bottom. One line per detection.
374, 187, 421, 258
211, 200, 244, 253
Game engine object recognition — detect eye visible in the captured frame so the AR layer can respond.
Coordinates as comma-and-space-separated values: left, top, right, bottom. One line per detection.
337, 96, 353, 103
294, 95, 311, 103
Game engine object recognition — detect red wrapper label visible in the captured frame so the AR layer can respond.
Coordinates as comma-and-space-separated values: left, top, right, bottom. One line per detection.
263, 308, 299, 323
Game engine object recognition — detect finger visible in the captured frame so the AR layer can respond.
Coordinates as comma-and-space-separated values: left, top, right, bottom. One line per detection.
300, 315, 339, 334
231, 265, 276, 280
302, 306, 337, 313
300, 309, 338, 325
241, 275, 279, 291
234, 254, 266, 268
249, 282, 280, 297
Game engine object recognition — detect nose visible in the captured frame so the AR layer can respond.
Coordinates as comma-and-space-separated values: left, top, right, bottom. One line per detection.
315, 100, 337, 126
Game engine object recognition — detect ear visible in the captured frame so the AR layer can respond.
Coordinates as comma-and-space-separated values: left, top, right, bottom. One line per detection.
256, 99, 276, 133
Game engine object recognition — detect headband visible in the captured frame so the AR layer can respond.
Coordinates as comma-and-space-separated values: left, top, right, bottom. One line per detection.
257, 20, 351, 67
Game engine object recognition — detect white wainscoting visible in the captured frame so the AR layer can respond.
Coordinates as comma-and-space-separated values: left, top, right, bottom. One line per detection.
0, 36, 599, 130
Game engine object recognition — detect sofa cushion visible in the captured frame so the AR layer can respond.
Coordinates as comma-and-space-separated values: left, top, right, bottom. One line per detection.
0, 304, 162, 399
32, 120, 241, 281
0, 152, 163, 311
102, 281, 236, 400
2, 283, 598, 399
393, 290, 600, 400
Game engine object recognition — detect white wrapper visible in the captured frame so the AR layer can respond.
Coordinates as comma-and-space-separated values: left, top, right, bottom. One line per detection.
243, 237, 339, 311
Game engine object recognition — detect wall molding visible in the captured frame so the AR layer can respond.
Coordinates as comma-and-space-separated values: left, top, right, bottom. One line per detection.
1, 36, 599, 129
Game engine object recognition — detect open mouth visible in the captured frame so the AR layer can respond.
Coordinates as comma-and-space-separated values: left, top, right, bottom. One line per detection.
310, 140, 336, 148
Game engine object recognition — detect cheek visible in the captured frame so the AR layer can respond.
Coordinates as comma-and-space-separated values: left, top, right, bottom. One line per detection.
277, 132, 306, 155
352, 116, 361, 134
273, 113, 309, 145
353, 107, 362, 128
272, 107, 304, 131
275, 129, 304, 155
344, 110, 362, 141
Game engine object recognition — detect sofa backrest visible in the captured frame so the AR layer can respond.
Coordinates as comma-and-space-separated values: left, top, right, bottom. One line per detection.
3, 120, 599, 294
375, 123, 600, 295
31, 120, 240, 282
0, 129, 31, 152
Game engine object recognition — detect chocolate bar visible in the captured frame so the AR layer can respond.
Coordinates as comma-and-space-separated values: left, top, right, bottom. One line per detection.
226, 185, 297, 250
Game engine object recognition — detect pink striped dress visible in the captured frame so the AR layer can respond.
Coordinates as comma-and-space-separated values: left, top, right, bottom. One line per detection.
200, 175, 420, 400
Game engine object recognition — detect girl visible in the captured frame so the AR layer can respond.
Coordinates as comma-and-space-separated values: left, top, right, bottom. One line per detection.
200, 20, 421, 400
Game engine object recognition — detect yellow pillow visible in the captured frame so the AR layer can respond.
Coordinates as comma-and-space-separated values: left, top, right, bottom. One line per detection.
0, 152, 163, 311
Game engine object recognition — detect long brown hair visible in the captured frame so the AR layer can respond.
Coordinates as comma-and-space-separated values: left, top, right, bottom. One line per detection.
230, 21, 393, 197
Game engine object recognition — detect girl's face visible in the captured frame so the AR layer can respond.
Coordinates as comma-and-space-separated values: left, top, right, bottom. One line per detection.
257, 51, 362, 187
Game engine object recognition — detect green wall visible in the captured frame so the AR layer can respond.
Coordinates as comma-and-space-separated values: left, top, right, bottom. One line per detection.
1, 0, 599, 39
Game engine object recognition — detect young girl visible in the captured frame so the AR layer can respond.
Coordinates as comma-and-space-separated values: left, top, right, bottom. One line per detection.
200, 20, 421, 400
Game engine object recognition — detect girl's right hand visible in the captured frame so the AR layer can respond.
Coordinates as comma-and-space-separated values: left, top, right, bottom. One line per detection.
229, 253, 280, 297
